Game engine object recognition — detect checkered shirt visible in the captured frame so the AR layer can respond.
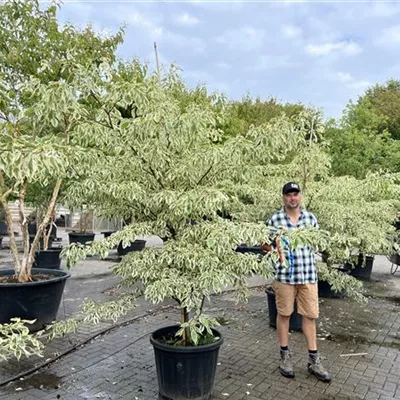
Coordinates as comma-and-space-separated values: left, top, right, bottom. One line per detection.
266, 208, 318, 284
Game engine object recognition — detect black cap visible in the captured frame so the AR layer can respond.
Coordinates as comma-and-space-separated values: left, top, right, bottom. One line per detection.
282, 182, 301, 195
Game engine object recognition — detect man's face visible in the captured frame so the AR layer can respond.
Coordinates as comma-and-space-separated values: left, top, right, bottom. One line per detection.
283, 191, 301, 210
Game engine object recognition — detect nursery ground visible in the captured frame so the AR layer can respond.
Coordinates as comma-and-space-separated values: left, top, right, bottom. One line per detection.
0, 229, 399, 400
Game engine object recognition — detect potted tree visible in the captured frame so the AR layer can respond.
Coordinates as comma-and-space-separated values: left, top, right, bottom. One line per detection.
60, 62, 335, 399
67, 207, 96, 245
0, 0, 123, 331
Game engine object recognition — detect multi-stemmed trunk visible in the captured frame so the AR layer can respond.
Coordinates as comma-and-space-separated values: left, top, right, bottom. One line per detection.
0, 177, 62, 282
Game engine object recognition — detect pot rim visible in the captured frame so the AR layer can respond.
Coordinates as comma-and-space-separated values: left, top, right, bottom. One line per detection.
150, 324, 223, 353
0, 268, 70, 287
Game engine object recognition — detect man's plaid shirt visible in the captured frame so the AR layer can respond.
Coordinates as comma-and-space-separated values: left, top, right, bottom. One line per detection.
266, 208, 318, 284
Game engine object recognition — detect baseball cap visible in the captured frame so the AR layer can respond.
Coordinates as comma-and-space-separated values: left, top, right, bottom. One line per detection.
282, 182, 301, 195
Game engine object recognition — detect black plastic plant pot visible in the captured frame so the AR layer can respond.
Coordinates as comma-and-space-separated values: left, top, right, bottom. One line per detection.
150, 325, 223, 400
0, 268, 70, 332
68, 232, 95, 245
266, 287, 302, 332
29, 235, 53, 251
318, 267, 349, 299
234, 245, 265, 255
0, 221, 8, 236
117, 239, 146, 257
33, 247, 63, 270
28, 222, 57, 238
101, 230, 116, 238
349, 254, 375, 280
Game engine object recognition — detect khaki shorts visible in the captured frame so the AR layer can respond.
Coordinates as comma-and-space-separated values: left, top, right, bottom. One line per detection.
273, 281, 319, 319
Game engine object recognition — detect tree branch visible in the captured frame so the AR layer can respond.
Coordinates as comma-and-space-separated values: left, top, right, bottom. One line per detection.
197, 164, 213, 186
17, 179, 30, 276
128, 145, 165, 189
0, 172, 21, 272
24, 179, 62, 282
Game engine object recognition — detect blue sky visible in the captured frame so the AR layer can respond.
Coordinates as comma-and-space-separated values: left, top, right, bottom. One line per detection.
57, 1, 400, 119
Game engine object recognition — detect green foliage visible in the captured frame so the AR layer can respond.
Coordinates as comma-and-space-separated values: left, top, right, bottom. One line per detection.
222, 95, 306, 138
325, 122, 400, 179
327, 79, 400, 178
317, 263, 365, 304
0, 318, 44, 360
344, 79, 400, 140
60, 61, 354, 345
0, 0, 123, 279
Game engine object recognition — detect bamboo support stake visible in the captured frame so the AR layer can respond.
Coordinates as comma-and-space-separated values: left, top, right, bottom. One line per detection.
154, 42, 160, 77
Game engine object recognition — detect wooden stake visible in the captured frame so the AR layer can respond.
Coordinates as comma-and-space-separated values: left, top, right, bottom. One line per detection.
154, 42, 160, 76
340, 352, 368, 357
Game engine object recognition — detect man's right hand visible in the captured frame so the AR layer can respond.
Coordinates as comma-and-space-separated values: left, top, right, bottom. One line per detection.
261, 243, 272, 253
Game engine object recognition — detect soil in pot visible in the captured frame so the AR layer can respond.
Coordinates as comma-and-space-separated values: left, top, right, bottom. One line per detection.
33, 247, 63, 270
0, 268, 70, 332
117, 239, 146, 257
266, 286, 302, 332
150, 325, 223, 400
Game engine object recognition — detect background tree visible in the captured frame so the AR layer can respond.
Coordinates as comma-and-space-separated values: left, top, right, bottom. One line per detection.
324, 79, 400, 179
0, 0, 122, 281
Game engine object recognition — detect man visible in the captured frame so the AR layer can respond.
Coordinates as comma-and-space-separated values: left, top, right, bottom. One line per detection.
264, 182, 331, 382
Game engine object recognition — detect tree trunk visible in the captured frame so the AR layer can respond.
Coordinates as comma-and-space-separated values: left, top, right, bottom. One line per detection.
181, 307, 190, 346
20, 178, 62, 282
0, 173, 21, 273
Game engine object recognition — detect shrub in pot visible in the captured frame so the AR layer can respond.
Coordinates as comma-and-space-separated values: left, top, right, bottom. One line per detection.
0, 0, 123, 346
60, 63, 339, 399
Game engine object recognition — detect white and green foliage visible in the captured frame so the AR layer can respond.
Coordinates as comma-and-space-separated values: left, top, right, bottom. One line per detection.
0, 0, 122, 281
0, 318, 44, 361
61, 62, 338, 345
307, 172, 400, 263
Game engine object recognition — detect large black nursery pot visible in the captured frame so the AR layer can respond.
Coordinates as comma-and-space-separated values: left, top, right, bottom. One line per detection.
68, 231, 95, 245
265, 286, 302, 332
234, 244, 265, 256
346, 254, 375, 280
28, 221, 57, 238
0, 268, 70, 332
33, 247, 63, 270
117, 239, 146, 257
101, 230, 116, 238
318, 267, 349, 299
150, 325, 223, 400
0, 220, 7, 236
29, 234, 53, 251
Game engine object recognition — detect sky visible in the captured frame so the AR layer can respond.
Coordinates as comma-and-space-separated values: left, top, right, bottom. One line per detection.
56, 0, 400, 119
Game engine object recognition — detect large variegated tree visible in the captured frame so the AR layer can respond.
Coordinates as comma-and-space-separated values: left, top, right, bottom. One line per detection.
62, 62, 333, 345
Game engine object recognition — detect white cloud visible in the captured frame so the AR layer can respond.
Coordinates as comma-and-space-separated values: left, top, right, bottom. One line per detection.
334, 72, 370, 89
336, 72, 352, 83
176, 13, 199, 26
306, 41, 362, 56
113, 9, 205, 53
282, 24, 302, 39
119, 10, 164, 38
348, 80, 371, 89
250, 55, 300, 71
217, 27, 266, 51
377, 24, 400, 46
216, 62, 231, 69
